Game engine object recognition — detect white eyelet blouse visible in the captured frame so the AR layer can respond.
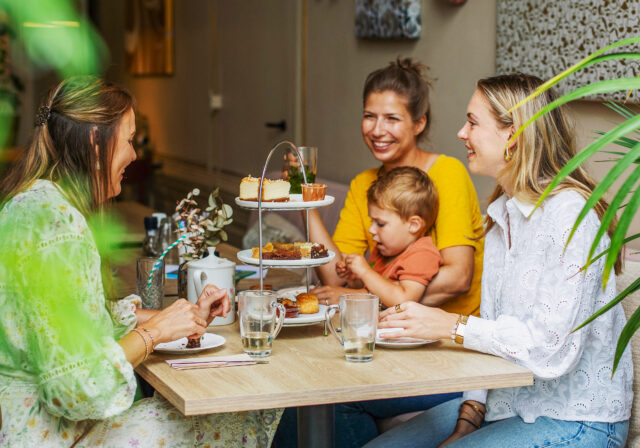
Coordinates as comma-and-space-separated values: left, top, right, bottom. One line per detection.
464, 191, 633, 423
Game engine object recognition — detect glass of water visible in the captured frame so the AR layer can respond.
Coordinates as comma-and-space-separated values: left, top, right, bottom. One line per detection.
238, 290, 286, 357
136, 257, 164, 310
325, 293, 379, 362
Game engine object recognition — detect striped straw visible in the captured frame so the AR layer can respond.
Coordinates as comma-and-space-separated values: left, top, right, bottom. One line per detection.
146, 234, 187, 287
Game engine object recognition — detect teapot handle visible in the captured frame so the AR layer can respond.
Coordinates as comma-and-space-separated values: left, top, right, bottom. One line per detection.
193, 270, 208, 299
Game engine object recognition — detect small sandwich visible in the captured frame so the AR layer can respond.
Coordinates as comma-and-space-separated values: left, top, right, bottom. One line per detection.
296, 292, 319, 314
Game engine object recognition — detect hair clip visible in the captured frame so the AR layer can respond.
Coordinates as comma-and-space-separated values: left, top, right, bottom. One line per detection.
35, 106, 51, 127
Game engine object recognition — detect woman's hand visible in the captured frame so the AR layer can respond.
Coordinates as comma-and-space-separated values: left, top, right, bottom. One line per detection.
142, 299, 208, 344
378, 301, 458, 341
196, 284, 231, 326
310, 285, 366, 305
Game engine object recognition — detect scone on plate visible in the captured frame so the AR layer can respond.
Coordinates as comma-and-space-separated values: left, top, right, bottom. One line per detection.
296, 292, 319, 314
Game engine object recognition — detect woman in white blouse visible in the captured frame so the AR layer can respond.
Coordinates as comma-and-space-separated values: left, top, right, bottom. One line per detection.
365, 74, 633, 447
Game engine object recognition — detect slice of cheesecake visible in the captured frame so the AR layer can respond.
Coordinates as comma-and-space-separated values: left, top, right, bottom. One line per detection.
239, 175, 259, 201
239, 176, 290, 202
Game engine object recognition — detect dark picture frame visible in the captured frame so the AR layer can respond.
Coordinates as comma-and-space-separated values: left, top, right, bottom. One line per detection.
125, 0, 174, 76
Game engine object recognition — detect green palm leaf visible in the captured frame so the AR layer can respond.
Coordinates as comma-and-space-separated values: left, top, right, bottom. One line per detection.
509, 35, 640, 111
575, 144, 640, 264
582, 165, 640, 274
533, 115, 640, 212
604, 187, 640, 283
511, 79, 640, 150
613, 296, 640, 373
579, 233, 640, 270
573, 276, 640, 334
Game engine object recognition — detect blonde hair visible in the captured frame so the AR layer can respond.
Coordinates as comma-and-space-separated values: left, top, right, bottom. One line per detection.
1, 76, 135, 216
477, 73, 621, 274
367, 166, 438, 235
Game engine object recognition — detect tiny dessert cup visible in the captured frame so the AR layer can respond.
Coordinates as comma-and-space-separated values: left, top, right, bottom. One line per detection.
301, 183, 327, 201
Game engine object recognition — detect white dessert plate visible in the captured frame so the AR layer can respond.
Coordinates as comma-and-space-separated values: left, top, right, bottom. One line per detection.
154, 333, 226, 354
284, 304, 328, 327
375, 328, 436, 349
235, 194, 335, 210
237, 249, 335, 267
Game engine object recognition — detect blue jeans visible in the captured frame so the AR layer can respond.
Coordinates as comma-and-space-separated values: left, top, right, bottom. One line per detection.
364, 397, 630, 448
272, 393, 461, 448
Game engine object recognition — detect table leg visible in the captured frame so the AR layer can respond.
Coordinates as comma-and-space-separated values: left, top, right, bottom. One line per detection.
297, 404, 334, 448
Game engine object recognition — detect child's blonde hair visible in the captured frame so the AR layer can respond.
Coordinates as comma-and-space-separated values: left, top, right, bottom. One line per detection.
367, 166, 438, 235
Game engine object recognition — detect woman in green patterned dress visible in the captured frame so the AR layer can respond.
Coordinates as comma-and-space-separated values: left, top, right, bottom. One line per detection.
0, 77, 281, 447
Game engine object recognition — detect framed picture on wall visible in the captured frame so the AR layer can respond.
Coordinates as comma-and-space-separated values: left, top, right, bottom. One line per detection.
354, 0, 421, 40
125, 0, 174, 76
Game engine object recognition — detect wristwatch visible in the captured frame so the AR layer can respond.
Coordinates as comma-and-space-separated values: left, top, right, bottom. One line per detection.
454, 315, 469, 345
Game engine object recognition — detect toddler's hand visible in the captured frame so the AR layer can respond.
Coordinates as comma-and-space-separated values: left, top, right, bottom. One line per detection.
345, 254, 369, 277
336, 260, 351, 279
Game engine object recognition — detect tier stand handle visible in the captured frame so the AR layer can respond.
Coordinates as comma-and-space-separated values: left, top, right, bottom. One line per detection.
257, 140, 310, 293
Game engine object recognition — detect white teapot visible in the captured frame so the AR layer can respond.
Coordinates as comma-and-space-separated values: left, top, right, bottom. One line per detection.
186, 247, 236, 326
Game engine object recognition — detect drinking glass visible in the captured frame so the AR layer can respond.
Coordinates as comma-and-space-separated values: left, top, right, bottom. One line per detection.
283, 146, 318, 193
238, 290, 286, 357
136, 257, 165, 310
325, 293, 379, 362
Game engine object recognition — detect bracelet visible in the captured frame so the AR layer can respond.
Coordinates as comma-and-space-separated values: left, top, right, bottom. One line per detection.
457, 416, 480, 429
140, 326, 156, 349
454, 315, 469, 345
462, 401, 485, 417
132, 328, 151, 361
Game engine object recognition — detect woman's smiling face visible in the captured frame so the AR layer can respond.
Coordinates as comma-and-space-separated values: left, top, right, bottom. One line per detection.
361, 90, 426, 168
457, 89, 512, 180
108, 108, 137, 199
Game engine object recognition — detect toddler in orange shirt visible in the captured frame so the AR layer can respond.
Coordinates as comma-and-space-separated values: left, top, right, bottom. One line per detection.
336, 166, 442, 307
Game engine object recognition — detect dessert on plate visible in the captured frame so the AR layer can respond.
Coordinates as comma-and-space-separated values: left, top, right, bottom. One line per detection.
295, 293, 319, 314
251, 242, 329, 260
239, 175, 290, 202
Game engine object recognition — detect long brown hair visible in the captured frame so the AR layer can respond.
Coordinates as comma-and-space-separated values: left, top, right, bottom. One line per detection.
363, 57, 433, 141
0, 76, 134, 216
478, 73, 621, 273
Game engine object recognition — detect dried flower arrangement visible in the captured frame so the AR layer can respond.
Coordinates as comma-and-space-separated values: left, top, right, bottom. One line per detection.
174, 187, 234, 261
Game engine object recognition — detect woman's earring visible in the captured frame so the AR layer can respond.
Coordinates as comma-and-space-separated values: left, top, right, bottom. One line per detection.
504, 147, 512, 161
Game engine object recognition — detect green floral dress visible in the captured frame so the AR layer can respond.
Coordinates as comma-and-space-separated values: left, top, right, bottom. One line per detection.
0, 180, 281, 447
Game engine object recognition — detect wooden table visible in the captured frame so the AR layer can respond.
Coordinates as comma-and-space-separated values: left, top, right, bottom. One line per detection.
114, 201, 533, 447
137, 324, 532, 414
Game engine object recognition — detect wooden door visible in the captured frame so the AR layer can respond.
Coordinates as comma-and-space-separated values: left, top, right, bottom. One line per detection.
215, 0, 298, 178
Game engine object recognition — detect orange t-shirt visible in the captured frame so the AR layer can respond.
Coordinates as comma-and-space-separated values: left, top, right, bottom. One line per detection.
368, 236, 442, 286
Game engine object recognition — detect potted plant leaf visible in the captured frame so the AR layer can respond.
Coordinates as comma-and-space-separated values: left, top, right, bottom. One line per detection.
509, 36, 640, 373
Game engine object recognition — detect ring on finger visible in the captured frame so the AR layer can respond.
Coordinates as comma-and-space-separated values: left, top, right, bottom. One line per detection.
395, 304, 402, 313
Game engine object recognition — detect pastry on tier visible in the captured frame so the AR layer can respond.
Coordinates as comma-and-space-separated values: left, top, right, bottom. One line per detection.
239, 175, 290, 202
296, 293, 319, 314
251, 242, 329, 260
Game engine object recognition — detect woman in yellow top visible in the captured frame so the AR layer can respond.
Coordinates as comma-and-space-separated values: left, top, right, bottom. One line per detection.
310, 58, 483, 318
273, 59, 485, 448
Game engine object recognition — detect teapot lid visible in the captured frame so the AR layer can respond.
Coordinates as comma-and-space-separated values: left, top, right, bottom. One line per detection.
189, 247, 235, 269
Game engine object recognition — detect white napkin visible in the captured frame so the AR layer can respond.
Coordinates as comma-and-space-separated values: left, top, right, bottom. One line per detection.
166, 353, 265, 370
